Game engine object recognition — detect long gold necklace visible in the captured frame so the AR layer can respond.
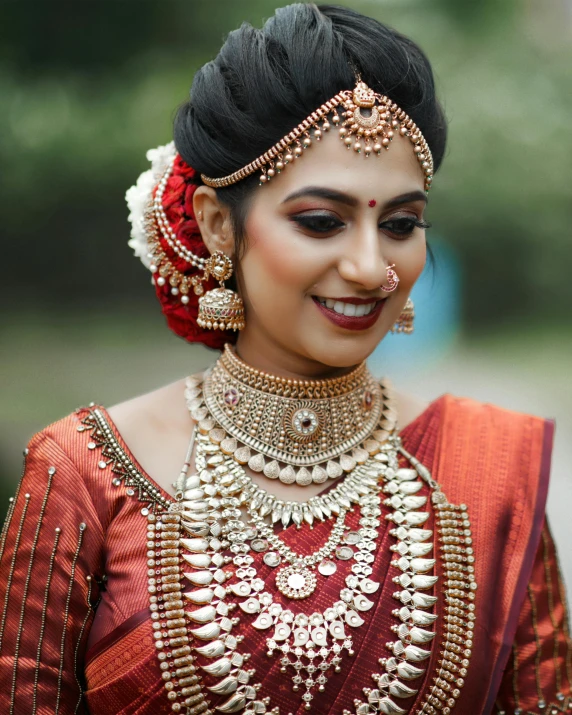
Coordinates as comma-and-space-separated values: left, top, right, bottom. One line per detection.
196, 345, 397, 485
79, 349, 477, 715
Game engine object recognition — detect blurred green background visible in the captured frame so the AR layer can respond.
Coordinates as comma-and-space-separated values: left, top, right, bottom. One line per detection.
1, 0, 571, 584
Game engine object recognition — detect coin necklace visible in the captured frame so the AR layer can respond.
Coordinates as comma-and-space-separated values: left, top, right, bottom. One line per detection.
172, 369, 476, 714
193, 422, 388, 710
183, 374, 435, 711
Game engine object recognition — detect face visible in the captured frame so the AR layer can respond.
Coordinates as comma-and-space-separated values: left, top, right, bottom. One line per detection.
229, 127, 428, 377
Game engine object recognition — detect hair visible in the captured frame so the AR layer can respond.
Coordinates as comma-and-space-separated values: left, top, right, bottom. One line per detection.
174, 3, 447, 251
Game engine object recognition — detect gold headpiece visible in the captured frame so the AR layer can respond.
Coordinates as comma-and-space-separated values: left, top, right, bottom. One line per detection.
201, 81, 434, 191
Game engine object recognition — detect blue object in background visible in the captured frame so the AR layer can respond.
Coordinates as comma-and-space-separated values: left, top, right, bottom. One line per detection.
368, 238, 462, 378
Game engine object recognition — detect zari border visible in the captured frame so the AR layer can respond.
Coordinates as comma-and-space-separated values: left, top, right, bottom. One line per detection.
79, 408, 171, 513
79, 408, 208, 713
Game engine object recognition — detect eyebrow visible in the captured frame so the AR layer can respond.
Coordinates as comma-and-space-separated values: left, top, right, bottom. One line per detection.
281, 186, 428, 208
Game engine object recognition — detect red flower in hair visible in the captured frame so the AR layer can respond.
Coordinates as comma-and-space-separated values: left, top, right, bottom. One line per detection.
173, 154, 197, 180
151, 153, 237, 350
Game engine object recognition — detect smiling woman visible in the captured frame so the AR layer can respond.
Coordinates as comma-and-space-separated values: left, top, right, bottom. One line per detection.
0, 4, 570, 715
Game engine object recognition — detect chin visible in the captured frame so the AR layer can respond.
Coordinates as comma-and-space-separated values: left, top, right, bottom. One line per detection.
304, 332, 383, 369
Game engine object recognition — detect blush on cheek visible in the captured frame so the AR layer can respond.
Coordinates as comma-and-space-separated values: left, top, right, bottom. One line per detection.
403, 243, 427, 286
245, 214, 306, 287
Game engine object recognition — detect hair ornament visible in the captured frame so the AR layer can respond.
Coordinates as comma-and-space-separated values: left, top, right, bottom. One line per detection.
125, 83, 434, 349
126, 141, 236, 349
201, 80, 434, 191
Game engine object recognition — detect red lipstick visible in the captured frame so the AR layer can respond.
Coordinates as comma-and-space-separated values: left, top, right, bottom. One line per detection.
312, 296, 386, 331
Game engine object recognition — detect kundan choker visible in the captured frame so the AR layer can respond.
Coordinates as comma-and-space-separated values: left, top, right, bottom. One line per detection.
195, 345, 398, 485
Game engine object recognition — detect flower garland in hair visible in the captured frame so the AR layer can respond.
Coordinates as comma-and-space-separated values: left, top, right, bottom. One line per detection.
126, 142, 236, 350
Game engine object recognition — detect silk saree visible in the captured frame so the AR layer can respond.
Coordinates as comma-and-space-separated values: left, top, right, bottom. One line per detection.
0, 394, 569, 714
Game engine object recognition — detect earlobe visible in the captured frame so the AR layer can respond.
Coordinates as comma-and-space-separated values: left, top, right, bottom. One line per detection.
193, 185, 235, 257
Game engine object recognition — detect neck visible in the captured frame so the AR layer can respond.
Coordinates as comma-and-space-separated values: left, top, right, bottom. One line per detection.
234, 332, 359, 382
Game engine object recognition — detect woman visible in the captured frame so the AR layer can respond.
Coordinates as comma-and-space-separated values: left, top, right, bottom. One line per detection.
0, 4, 569, 714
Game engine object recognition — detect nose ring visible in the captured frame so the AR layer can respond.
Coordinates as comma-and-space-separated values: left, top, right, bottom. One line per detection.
381, 264, 399, 293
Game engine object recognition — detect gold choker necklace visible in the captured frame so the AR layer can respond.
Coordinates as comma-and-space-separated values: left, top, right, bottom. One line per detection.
194, 345, 398, 485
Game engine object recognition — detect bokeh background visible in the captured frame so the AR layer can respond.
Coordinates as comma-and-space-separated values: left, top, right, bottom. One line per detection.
1, 0, 571, 590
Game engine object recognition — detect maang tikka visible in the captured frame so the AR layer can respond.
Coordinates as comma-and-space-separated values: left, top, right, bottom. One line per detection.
197, 251, 245, 331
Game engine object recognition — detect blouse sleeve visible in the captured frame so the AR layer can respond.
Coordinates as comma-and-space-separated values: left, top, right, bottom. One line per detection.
494, 520, 572, 714
0, 429, 105, 714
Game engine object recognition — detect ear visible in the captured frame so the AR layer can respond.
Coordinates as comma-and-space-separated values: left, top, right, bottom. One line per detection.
193, 186, 235, 258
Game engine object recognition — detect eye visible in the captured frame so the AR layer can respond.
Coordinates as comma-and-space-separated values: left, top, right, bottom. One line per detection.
290, 211, 344, 235
381, 216, 431, 239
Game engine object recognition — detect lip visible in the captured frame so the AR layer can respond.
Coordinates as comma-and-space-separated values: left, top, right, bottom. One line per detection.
312, 296, 387, 331
321, 296, 382, 305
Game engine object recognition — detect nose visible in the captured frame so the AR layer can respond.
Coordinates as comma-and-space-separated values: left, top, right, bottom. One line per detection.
336, 226, 390, 292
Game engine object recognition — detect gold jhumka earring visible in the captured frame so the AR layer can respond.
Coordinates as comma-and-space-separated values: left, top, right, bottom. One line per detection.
196, 251, 245, 331
391, 297, 415, 334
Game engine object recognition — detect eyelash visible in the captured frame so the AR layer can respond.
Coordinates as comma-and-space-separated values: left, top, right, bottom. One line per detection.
291, 213, 432, 239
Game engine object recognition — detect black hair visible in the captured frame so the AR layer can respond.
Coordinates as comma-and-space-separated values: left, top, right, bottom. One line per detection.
174, 3, 446, 249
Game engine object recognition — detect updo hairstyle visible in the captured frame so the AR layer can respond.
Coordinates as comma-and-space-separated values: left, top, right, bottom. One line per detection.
151, 4, 446, 350
174, 3, 447, 251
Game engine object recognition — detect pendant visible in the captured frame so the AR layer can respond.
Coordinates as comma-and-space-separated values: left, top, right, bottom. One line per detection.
276, 564, 317, 599
263, 551, 281, 567
318, 559, 337, 576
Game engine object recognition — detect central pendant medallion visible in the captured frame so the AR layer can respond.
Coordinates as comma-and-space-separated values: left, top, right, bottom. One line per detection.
284, 403, 324, 445
276, 565, 317, 599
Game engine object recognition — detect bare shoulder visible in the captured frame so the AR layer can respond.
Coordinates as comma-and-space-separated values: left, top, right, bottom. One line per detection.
392, 389, 430, 431
106, 374, 202, 491
107, 378, 191, 436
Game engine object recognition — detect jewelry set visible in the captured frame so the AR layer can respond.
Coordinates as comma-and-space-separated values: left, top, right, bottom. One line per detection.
129, 80, 428, 338
125, 348, 477, 715
116, 78, 475, 715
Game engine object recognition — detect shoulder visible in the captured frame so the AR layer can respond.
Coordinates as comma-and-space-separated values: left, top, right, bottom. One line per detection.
441, 392, 551, 435
432, 392, 553, 511
437, 392, 553, 472
106, 377, 191, 447
105, 377, 197, 491
392, 388, 430, 431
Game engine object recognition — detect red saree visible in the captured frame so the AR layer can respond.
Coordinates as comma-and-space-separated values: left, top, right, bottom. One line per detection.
0, 394, 569, 714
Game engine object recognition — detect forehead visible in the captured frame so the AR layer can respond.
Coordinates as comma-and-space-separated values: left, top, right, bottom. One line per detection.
254, 128, 426, 203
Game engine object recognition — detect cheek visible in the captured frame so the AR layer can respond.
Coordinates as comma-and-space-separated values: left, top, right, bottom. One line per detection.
241, 214, 322, 295
398, 239, 426, 288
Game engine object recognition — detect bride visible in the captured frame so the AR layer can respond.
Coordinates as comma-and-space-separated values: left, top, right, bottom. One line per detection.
0, 4, 569, 714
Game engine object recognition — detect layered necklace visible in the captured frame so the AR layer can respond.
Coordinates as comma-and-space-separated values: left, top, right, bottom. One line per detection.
92, 348, 476, 715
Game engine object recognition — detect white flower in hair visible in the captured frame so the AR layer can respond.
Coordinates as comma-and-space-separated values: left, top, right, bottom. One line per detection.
126, 141, 177, 269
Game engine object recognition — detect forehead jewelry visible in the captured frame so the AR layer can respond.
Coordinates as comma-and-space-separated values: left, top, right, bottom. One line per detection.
368, 199, 377, 207
381, 264, 399, 293
200, 80, 434, 192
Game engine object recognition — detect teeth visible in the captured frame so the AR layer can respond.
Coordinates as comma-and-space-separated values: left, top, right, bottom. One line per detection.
317, 298, 377, 317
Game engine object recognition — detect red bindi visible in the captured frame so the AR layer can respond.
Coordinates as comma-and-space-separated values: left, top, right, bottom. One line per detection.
368, 199, 377, 207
